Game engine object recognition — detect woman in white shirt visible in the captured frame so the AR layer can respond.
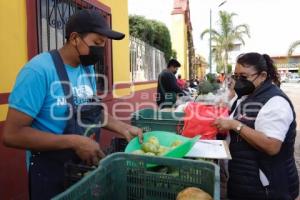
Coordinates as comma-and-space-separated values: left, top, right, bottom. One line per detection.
214, 52, 299, 200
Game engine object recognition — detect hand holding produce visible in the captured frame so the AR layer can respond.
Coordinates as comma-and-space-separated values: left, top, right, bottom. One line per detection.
131, 136, 174, 156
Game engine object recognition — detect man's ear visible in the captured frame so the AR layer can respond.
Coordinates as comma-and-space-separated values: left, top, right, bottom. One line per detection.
68, 32, 80, 46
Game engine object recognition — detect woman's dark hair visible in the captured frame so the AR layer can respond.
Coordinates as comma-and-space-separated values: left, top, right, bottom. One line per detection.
236, 52, 281, 87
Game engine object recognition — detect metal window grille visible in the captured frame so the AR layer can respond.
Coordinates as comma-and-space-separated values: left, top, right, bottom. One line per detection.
36, 0, 111, 91
129, 36, 166, 82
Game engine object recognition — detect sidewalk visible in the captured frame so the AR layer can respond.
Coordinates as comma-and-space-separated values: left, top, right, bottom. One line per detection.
283, 84, 300, 199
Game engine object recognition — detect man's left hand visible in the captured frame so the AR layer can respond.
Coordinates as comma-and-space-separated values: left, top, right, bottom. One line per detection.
123, 126, 143, 143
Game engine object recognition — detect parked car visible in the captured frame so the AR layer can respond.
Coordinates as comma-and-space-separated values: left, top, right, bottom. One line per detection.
282, 73, 300, 83
281, 75, 289, 83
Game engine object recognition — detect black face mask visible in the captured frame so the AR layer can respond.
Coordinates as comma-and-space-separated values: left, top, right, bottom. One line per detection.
234, 78, 256, 97
79, 46, 104, 67
77, 39, 105, 67
173, 68, 178, 75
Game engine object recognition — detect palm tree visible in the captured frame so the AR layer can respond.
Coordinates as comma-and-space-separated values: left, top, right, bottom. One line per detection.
287, 40, 300, 56
201, 11, 250, 73
212, 43, 225, 73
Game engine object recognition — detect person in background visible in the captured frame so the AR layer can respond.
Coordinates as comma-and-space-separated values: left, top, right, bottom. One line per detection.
177, 74, 186, 90
2, 10, 143, 200
218, 73, 225, 84
189, 78, 198, 88
156, 59, 185, 108
189, 76, 199, 88
195, 76, 200, 85
214, 52, 299, 199
182, 81, 197, 97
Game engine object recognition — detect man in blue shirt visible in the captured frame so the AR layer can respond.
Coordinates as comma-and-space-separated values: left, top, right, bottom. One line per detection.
3, 9, 142, 199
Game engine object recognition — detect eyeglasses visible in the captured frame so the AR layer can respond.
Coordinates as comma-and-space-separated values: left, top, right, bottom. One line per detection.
231, 73, 258, 81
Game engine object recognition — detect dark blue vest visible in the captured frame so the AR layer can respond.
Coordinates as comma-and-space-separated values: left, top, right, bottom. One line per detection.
228, 80, 299, 200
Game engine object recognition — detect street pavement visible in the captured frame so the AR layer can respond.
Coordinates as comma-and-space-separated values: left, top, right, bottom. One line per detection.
281, 83, 300, 199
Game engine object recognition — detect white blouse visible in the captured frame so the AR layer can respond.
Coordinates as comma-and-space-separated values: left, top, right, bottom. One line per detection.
230, 95, 293, 141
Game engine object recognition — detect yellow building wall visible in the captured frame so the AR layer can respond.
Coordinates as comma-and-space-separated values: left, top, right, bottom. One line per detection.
184, 24, 189, 79
0, 1, 28, 94
0, 1, 27, 121
171, 14, 188, 79
100, 0, 131, 85
113, 83, 157, 98
0, 0, 151, 111
274, 58, 288, 64
0, 0, 132, 96
0, 105, 9, 121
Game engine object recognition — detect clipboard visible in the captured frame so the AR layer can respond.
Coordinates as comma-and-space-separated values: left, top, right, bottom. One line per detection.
185, 140, 232, 159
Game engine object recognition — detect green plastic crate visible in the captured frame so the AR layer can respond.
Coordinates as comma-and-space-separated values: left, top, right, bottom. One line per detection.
52, 153, 220, 200
131, 108, 185, 134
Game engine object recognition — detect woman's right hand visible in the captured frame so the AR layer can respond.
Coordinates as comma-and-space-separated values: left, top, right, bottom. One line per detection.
71, 135, 105, 166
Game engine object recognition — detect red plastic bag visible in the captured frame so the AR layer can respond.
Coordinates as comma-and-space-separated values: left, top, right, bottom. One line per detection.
182, 102, 229, 139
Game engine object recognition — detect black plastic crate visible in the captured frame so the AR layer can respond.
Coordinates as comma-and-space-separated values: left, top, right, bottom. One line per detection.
104, 137, 128, 154
64, 138, 128, 188
64, 162, 97, 188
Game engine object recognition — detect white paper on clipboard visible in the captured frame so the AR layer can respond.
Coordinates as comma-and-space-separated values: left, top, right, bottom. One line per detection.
186, 140, 232, 159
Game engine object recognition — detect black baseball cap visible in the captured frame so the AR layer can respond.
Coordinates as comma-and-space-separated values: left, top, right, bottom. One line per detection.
65, 9, 125, 40
167, 59, 181, 68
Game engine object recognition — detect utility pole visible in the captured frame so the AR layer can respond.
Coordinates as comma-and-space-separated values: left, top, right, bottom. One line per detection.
209, 9, 212, 74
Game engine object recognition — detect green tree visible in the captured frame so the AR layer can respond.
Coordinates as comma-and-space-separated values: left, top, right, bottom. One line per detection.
129, 15, 172, 61
129, 15, 154, 44
227, 64, 232, 74
201, 11, 250, 74
287, 40, 300, 56
171, 49, 177, 59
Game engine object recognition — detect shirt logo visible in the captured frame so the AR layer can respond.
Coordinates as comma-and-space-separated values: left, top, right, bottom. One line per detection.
56, 84, 93, 106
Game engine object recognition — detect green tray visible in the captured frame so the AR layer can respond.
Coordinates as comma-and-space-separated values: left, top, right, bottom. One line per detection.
125, 131, 200, 158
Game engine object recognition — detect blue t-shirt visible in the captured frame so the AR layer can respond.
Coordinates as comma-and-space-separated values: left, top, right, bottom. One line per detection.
9, 52, 97, 168
9, 52, 97, 134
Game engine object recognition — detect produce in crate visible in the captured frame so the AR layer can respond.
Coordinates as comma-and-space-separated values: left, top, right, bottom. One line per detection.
198, 80, 214, 95
157, 145, 170, 155
176, 187, 213, 200
141, 142, 159, 154
148, 136, 159, 146
171, 139, 182, 147
132, 136, 183, 156
131, 149, 145, 155
125, 131, 200, 159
